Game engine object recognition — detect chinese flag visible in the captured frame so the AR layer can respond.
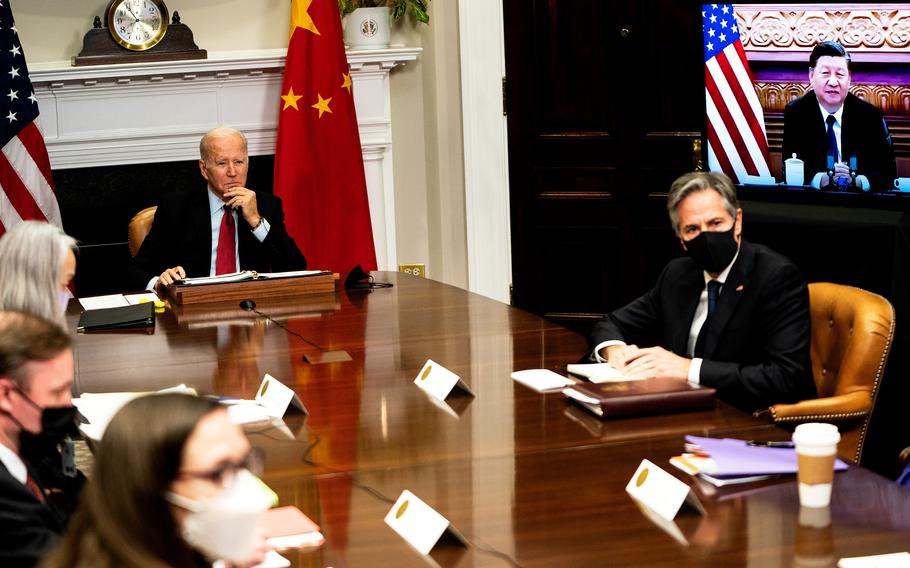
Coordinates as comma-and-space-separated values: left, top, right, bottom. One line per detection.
274, 0, 377, 272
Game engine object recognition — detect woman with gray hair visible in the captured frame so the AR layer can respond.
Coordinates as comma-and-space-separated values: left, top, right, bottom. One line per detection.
0, 221, 77, 327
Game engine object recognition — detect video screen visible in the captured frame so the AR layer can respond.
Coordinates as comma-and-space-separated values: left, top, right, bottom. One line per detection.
702, 3, 909, 194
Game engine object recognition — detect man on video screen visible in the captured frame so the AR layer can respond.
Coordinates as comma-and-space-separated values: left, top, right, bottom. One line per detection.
782, 41, 896, 192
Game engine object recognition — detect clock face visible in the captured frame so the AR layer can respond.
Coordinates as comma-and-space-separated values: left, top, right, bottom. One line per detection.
106, 0, 169, 51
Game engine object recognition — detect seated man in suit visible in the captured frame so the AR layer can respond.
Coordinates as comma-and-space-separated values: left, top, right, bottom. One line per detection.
127, 126, 307, 290
588, 171, 816, 411
0, 311, 80, 567
781, 41, 896, 192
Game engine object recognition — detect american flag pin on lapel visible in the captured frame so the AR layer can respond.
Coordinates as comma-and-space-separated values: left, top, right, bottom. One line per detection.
736, 285, 744, 292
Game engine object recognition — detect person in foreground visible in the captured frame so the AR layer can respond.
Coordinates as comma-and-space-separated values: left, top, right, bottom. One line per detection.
587, 171, 816, 411
41, 393, 271, 568
0, 221, 77, 329
781, 41, 895, 192
126, 126, 307, 291
0, 311, 81, 567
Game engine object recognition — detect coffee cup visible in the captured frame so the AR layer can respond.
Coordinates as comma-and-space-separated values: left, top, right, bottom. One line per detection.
792, 423, 840, 508
894, 177, 910, 192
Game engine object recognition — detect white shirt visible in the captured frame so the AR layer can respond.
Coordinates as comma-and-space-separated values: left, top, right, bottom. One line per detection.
0, 442, 27, 485
594, 248, 740, 385
818, 102, 844, 162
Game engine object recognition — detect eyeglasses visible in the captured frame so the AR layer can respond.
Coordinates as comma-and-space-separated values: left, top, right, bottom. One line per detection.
177, 448, 264, 488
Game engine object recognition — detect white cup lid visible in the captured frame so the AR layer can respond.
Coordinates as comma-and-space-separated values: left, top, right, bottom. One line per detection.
792, 422, 841, 446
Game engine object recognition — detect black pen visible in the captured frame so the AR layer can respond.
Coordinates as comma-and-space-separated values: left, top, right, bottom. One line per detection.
746, 440, 795, 448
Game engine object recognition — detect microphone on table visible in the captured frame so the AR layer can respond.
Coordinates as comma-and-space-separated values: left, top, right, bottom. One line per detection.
239, 299, 351, 364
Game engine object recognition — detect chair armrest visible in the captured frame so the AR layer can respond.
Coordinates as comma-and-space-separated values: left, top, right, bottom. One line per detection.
769, 391, 872, 423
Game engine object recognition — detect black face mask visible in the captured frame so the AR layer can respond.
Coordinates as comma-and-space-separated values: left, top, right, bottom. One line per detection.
683, 226, 738, 273
11, 388, 79, 459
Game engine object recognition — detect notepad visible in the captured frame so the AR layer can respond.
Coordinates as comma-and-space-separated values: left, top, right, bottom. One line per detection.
262, 506, 324, 549
566, 362, 639, 383
511, 369, 575, 392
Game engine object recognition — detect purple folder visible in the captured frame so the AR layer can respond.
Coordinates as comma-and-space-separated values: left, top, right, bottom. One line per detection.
686, 435, 849, 477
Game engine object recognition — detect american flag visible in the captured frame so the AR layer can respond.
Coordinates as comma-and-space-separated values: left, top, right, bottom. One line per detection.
0, 3, 60, 236
703, 4, 771, 183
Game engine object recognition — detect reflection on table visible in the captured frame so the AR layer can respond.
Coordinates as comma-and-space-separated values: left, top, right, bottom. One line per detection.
70, 273, 910, 567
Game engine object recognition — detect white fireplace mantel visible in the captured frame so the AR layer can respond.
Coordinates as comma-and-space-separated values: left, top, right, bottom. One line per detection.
28, 46, 421, 271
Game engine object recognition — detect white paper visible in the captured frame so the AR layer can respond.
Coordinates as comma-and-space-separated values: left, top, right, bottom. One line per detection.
124, 292, 160, 305
384, 490, 451, 555
74, 385, 196, 440
267, 531, 325, 549
566, 363, 642, 383
226, 402, 273, 425
625, 459, 704, 522
838, 553, 910, 568
511, 369, 575, 392
250, 551, 291, 568
78, 294, 130, 310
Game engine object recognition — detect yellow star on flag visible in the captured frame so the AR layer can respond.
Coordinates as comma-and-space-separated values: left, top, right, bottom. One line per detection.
290, 0, 320, 37
341, 73, 352, 94
311, 94, 333, 118
281, 86, 303, 111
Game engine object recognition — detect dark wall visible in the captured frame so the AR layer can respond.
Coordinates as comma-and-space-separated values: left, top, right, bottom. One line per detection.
56, 155, 275, 296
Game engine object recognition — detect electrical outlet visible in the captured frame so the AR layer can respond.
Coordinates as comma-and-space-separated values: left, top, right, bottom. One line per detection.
399, 263, 425, 278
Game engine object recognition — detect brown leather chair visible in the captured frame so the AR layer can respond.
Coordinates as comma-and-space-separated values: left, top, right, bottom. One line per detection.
127, 206, 157, 257
768, 282, 894, 464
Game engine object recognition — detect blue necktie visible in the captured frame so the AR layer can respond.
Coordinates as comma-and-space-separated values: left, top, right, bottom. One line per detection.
826, 114, 838, 164
707, 280, 721, 318
695, 280, 722, 357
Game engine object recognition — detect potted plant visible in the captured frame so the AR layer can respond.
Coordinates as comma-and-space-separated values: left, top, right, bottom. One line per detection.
339, 0, 430, 50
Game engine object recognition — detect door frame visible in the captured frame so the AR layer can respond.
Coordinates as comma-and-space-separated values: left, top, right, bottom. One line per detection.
458, 0, 512, 304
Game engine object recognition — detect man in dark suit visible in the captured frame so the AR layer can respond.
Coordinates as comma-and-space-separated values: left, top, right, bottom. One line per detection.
127, 127, 307, 291
782, 41, 895, 192
588, 171, 816, 411
0, 311, 79, 567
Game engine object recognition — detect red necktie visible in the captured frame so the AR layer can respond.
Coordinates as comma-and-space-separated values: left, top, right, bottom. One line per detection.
215, 205, 237, 275
25, 473, 46, 505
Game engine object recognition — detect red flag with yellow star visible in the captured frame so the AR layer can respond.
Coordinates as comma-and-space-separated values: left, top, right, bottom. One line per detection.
274, 0, 377, 272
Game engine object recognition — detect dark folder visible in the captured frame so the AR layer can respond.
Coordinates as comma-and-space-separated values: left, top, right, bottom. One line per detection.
565, 378, 715, 419
77, 303, 155, 332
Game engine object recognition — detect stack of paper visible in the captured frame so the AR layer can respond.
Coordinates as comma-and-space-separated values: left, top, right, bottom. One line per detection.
669, 436, 849, 487
566, 363, 641, 383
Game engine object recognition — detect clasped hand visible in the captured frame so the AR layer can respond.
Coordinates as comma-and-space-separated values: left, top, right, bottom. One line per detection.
604, 344, 691, 381
223, 187, 261, 228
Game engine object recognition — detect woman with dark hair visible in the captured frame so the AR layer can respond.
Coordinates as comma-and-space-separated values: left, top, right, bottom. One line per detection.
41, 394, 269, 568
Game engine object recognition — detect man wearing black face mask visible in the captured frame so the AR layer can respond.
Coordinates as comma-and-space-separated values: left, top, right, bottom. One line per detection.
0, 311, 82, 567
587, 171, 815, 411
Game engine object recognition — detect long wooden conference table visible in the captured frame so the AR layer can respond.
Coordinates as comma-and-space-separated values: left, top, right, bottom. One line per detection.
69, 273, 910, 567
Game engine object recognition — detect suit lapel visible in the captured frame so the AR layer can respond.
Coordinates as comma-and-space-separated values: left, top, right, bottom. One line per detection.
191, 190, 214, 275
703, 240, 754, 357
673, 264, 705, 354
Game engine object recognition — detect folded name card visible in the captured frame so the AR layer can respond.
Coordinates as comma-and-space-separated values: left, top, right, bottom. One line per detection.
626, 459, 704, 522
414, 359, 475, 401
256, 374, 308, 418
384, 490, 467, 555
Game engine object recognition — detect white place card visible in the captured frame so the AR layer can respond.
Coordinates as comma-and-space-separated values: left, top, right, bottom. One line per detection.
413, 359, 475, 401
511, 369, 575, 392
625, 459, 704, 522
839, 553, 910, 568
255, 374, 308, 418
384, 490, 466, 555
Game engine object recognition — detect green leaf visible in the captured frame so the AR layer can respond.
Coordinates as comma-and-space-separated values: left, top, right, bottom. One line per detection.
410, 3, 429, 24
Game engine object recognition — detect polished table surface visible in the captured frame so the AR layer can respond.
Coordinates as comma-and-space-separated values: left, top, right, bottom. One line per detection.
69, 273, 910, 567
